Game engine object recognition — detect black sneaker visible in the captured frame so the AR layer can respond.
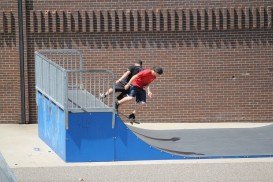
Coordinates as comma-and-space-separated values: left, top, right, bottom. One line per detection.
128, 113, 135, 120
128, 113, 135, 124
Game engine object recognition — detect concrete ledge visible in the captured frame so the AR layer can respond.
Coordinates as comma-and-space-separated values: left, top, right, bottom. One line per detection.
12, 159, 273, 182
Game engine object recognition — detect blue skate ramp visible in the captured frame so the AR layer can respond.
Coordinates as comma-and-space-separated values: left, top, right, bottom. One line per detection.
37, 92, 273, 162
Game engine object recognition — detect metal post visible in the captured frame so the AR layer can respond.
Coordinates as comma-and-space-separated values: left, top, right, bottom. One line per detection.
64, 72, 69, 129
18, 0, 26, 124
111, 97, 115, 128
79, 54, 83, 89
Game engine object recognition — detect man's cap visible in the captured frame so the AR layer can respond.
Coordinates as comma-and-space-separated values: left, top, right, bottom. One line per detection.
153, 66, 163, 75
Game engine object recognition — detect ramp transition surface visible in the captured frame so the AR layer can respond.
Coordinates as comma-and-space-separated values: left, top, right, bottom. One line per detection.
128, 123, 273, 158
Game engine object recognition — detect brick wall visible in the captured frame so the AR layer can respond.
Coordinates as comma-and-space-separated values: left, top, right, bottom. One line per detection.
1, 0, 273, 123
0, 1, 21, 123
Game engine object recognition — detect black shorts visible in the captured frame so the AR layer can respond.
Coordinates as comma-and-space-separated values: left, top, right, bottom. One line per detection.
128, 86, 146, 104
114, 81, 128, 100
115, 80, 127, 92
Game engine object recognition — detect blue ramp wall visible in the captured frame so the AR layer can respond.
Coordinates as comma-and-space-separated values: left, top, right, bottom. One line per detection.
37, 91, 183, 162
66, 112, 115, 162
37, 92, 66, 160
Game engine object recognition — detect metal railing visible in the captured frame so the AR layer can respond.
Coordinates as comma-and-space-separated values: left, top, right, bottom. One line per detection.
35, 49, 116, 129
67, 70, 115, 112
37, 49, 83, 71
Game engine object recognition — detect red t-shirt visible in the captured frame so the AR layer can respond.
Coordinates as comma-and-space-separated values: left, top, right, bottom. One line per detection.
132, 69, 156, 89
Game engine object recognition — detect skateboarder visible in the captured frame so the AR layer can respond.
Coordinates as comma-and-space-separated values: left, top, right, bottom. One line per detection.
115, 66, 163, 121
100, 60, 143, 100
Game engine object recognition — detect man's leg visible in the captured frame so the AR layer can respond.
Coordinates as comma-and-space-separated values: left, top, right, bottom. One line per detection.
115, 86, 136, 110
105, 88, 113, 96
100, 82, 124, 99
117, 96, 134, 105
128, 88, 146, 122
100, 88, 113, 99
130, 103, 143, 115
117, 91, 127, 100
115, 95, 133, 110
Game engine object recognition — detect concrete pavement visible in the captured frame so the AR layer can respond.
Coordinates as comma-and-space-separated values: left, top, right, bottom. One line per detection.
1, 123, 273, 181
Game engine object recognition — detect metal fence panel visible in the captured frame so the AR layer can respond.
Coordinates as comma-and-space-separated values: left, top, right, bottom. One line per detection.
35, 52, 66, 109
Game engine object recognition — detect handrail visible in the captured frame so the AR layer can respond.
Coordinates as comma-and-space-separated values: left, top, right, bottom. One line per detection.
66, 69, 115, 77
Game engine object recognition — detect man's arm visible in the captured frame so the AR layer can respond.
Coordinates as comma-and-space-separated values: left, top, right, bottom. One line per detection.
147, 86, 152, 98
116, 70, 131, 83
124, 74, 138, 90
